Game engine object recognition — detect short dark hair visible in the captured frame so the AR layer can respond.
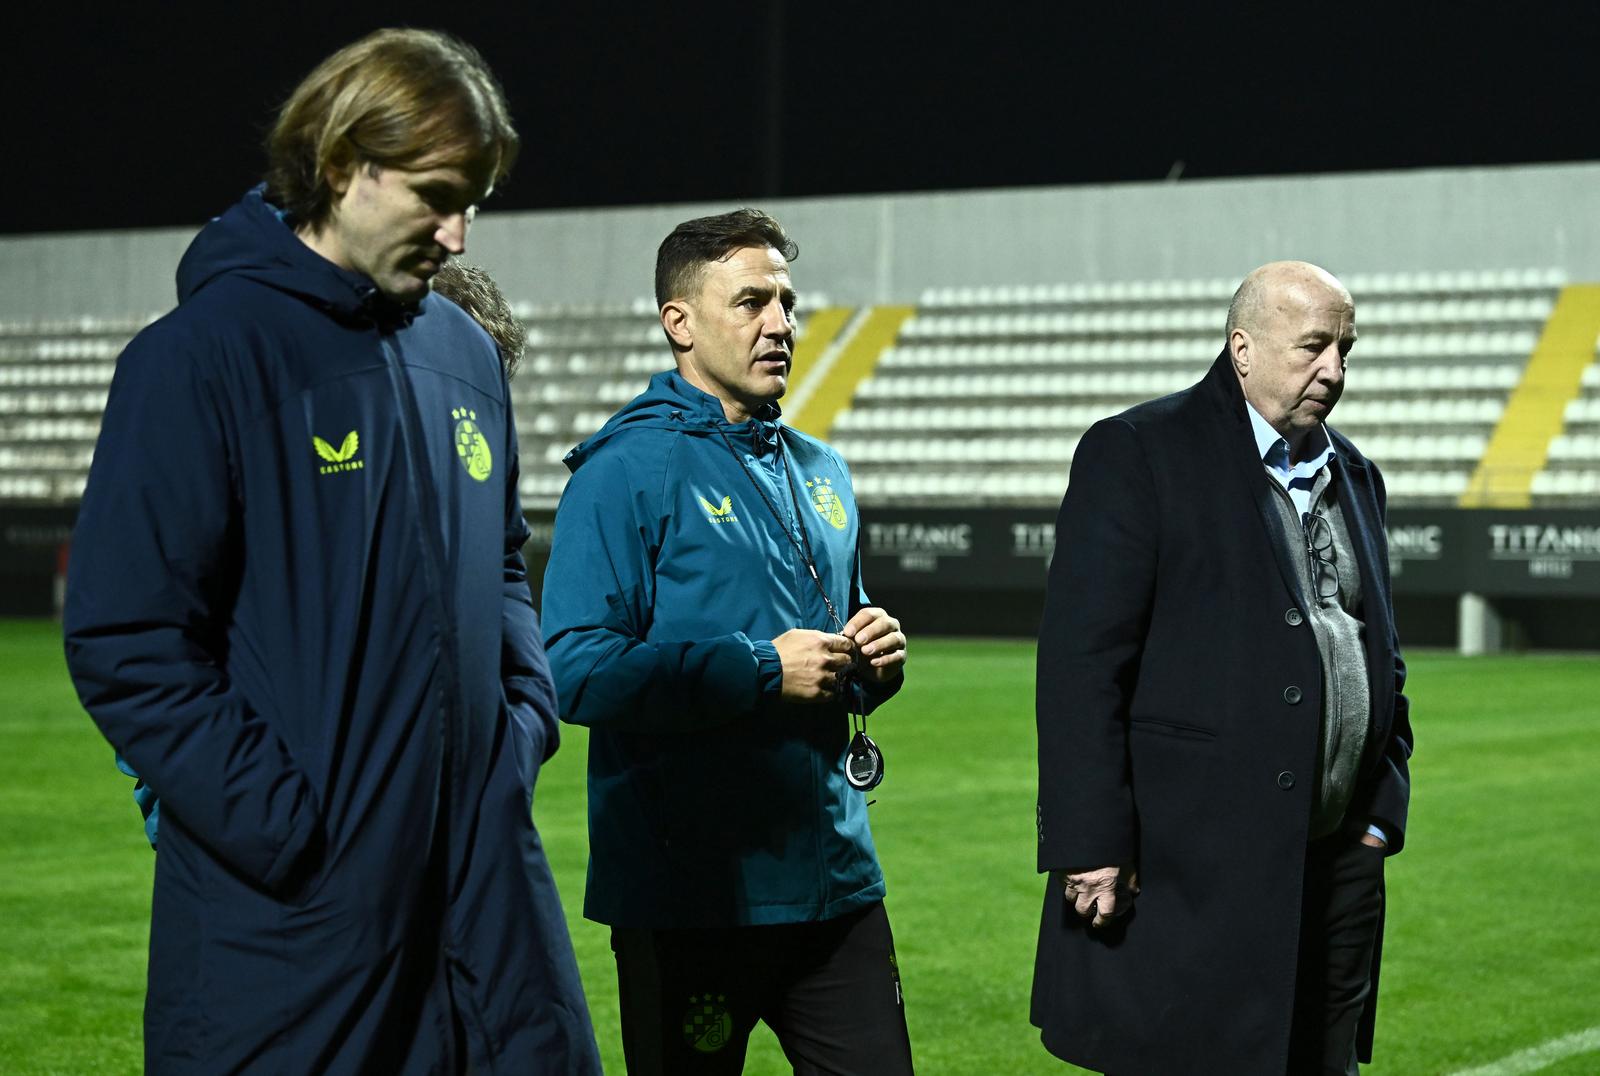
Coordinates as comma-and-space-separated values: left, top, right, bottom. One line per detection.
654, 208, 798, 308
265, 28, 519, 228
431, 261, 526, 379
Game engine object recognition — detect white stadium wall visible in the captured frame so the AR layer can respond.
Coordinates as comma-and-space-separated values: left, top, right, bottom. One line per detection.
3, 161, 1600, 320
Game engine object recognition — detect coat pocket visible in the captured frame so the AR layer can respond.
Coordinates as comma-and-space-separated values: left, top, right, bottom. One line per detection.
1129, 716, 1217, 742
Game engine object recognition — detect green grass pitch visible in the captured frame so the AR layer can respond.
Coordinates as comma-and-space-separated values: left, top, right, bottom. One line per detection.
2, 618, 1597, 1074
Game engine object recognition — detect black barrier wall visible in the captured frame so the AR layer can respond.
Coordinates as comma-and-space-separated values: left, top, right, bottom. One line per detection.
526, 507, 1600, 644
854, 508, 1600, 600
1383, 511, 1600, 596
0, 507, 74, 617
8, 507, 1599, 646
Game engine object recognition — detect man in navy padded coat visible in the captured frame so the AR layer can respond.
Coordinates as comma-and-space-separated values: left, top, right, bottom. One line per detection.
111, 263, 530, 856
63, 29, 599, 1075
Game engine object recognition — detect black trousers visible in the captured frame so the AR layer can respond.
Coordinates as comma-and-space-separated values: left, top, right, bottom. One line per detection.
610, 901, 914, 1075
1286, 835, 1387, 1075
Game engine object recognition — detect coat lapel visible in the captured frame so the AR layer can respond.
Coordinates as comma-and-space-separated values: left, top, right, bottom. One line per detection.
1198, 350, 1308, 607
1329, 439, 1396, 736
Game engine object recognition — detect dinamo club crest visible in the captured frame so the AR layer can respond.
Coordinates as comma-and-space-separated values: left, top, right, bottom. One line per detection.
451, 407, 493, 482
683, 994, 732, 1053
806, 476, 848, 530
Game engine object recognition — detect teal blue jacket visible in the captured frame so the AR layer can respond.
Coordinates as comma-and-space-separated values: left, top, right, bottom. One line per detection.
542, 370, 899, 927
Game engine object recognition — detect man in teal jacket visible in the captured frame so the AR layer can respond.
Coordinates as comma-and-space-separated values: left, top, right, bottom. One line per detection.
543, 209, 914, 1074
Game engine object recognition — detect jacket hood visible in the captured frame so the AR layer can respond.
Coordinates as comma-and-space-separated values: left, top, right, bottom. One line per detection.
564, 369, 782, 473
175, 185, 415, 326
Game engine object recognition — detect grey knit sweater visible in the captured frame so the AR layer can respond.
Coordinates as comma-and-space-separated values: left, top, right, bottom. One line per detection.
1262, 465, 1371, 840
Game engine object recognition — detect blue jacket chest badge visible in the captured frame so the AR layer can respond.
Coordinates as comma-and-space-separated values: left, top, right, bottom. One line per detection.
806, 476, 848, 530
452, 408, 493, 481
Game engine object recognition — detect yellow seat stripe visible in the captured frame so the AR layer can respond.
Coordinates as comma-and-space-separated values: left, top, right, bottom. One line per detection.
783, 306, 854, 402
788, 306, 915, 439
1462, 284, 1600, 507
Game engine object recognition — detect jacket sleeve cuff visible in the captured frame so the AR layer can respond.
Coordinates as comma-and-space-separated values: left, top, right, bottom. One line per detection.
753, 639, 784, 702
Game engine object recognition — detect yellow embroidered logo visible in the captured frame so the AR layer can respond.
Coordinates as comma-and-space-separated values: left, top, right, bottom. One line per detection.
313, 430, 363, 475
806, 476, 848, 530
451, 407, 493, 482
698, 494, 738, 524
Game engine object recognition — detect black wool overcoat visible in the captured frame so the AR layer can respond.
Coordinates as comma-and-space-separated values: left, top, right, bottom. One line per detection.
1031, 351, 1413, 1075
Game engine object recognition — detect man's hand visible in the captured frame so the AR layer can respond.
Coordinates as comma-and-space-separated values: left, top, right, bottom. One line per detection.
1358, 833, 1387, 849
1063, 865, 1140, 928
773, 629, 856, 703
842, 607, 906, 683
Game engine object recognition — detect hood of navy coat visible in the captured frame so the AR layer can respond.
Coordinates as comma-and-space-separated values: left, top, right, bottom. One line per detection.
175, 185, 418, 327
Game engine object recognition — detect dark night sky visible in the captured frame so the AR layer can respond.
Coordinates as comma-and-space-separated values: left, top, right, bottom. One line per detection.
7, 2, 1595, 235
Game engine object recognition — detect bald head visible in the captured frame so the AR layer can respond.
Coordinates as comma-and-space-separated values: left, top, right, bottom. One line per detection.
1225, 261, 1352, 340
1226, 261, 1356, 459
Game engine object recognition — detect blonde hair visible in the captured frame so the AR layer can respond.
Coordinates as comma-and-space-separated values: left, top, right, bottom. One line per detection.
265, 28, 518, 226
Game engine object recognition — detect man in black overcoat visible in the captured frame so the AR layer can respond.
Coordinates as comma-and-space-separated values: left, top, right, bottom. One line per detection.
1031, 261, 1413, 1074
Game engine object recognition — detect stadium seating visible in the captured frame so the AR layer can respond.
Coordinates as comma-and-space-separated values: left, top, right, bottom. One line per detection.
0, 315, 151, 503
5, 271, 1599, 512
1533, 350, 1600, 503
839, 270, 1563, 506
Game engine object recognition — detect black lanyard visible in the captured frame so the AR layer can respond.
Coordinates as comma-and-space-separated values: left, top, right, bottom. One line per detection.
717, 424, 844, 633
717, 422, 885, 792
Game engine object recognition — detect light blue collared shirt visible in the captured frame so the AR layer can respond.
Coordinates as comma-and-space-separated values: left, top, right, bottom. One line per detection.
1244, 404, 1388, 848
1246, 403, 1335, 525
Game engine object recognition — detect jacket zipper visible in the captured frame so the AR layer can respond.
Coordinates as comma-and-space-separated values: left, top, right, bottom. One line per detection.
756, 436, 829, 908
377, 329, 480, 1065
377, 332, 466, 879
